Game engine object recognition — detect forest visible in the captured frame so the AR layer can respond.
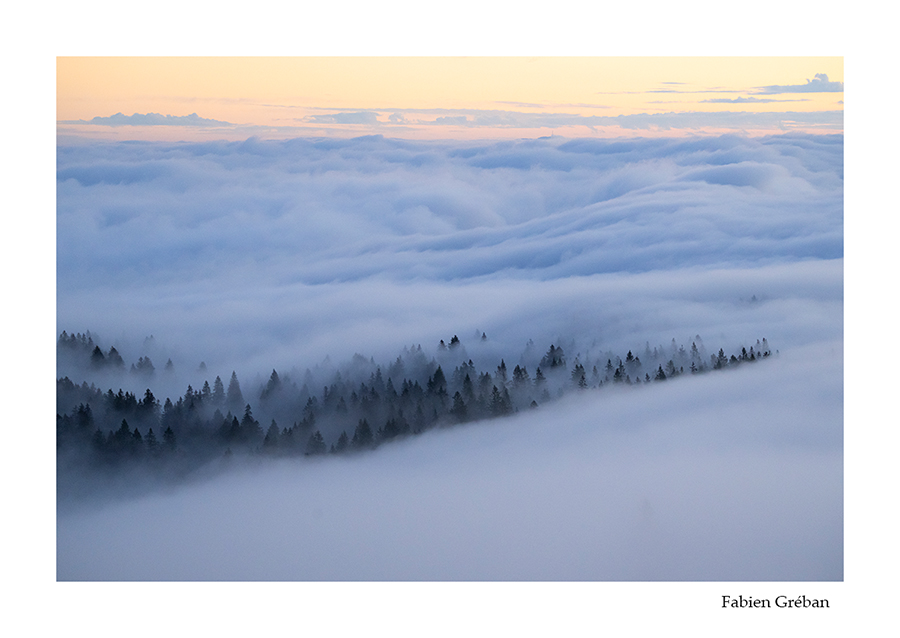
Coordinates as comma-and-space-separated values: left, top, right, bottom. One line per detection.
57, 330, 773, 497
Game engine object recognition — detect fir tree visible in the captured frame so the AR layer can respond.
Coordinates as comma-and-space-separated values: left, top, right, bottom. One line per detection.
306, 430, 326, 455
226, 371, 244, 412
351, 419, 374, 449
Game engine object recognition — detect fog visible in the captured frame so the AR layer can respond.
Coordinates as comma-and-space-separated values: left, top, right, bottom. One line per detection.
57, 341, 841, 580
57, 134, 841, 379
56, 133, 842, 581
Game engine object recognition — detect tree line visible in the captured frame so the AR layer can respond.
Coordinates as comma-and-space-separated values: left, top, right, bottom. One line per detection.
57, 330, 773, 483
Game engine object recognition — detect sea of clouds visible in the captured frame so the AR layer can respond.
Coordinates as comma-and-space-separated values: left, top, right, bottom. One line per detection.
56, 132, 842, 580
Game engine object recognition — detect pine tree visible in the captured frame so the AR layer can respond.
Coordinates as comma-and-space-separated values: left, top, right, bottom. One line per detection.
572, 361, 586, 387
241, 404, 262, 441
352, 419, 374, 449
162, 425, 176, 451
489, 386, 511, 416
450, 391, 468, 422
90, 346, 106, 369
263, 420, 280, 449
212, 376, 225, 406
226, 371, 244, 412
334, 431, 349, 453
495, 359, 508, 386
145, 428, 159, 454
107, 347, 125, 368
261, 369, 281, 401
306, 430, 326, 455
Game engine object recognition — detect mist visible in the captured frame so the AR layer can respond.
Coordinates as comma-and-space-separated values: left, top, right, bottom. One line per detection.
57, 341, 841, 581
57, 134, 841, 378
56, 132, 842, 581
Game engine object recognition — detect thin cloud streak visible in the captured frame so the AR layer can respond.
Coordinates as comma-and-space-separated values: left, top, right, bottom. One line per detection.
755, 73, 844, 94
61, 106, 843, 139
62, 112, 232, 127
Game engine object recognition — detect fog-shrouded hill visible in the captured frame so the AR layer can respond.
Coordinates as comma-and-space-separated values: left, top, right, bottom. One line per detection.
57, 133, 842, 581
56, 328, 776, 502
57, 338, 841, 581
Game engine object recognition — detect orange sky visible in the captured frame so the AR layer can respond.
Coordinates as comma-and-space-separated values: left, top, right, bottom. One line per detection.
57, 57, 843, 141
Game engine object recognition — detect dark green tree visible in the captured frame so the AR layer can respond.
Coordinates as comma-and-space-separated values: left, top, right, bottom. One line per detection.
226, 371, 244, 412
106, 346, 125, 368
263, 420, 280, 449
333, 431, 349, 453
306, 430, 326, 455
145, 427, 159, 454
450, 391, 468, 422
162, 425, 176, 451
352, 418, 374, 449
212, 376, 226, 406
90, 346, 106, 369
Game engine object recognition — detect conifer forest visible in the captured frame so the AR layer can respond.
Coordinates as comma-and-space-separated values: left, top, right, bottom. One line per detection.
57, 329, 773, 499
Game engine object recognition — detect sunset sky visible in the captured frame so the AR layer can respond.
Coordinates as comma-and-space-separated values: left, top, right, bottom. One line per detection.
57, 57, 843, 141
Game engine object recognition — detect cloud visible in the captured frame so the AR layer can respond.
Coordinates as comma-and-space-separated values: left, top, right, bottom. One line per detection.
701, 96, 807, 104
434, 115, 470, 125
755, 73, 844, 94
307, 111, 380, 124
56, 133, 842, 580
64, 112, 232, 127
441, 108, 842, 131
57, 132, 842, 377
605, 110, 842, 130
299, 106, 841, 133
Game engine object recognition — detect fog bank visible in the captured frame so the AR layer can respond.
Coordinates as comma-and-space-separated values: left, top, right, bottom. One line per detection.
58, 340, 842, 581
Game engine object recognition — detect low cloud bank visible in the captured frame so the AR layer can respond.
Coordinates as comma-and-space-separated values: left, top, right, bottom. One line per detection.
62, 112, 232, 127
57, 134, 842, 381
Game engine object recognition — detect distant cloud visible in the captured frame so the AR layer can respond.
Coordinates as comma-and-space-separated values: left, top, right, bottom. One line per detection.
755, 73, 843, 94
606, 110, 842, 130
701, 96, 808, 104
495, 100, 547, 109
434, 115, 470, 125
65, 112, 232, 127
391, 108, 843, 132
307, 111, 380, 124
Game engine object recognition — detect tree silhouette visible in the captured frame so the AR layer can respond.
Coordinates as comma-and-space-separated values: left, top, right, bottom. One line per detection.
226, 371, 244, 412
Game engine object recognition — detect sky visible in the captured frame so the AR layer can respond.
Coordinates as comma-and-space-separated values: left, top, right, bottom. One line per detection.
57, 57, 843, 141
6, 1, 897, 634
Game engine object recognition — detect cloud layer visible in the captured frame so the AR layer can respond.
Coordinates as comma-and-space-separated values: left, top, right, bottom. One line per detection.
57, 133, 842, 377
63, 112, 232, 127
56, 132, 842, 580
756, 73, 844, 94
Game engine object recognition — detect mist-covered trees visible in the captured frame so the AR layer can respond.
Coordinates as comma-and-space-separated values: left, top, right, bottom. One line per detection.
57, 330, 773, 485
